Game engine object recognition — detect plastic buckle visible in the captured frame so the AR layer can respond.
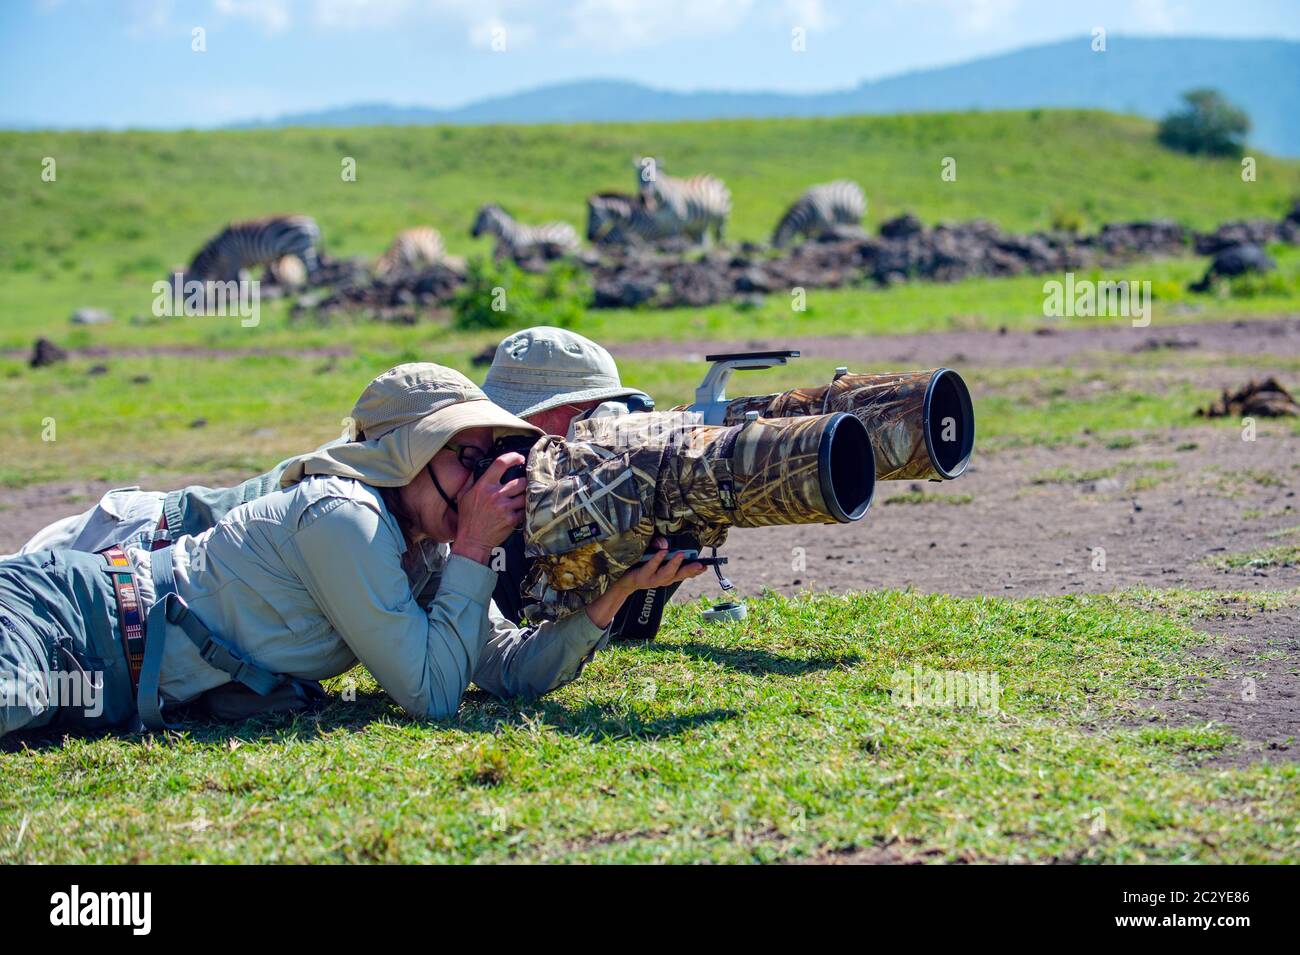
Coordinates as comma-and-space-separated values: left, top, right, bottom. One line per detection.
198, 637, 226, 667
164, 596, 189, 626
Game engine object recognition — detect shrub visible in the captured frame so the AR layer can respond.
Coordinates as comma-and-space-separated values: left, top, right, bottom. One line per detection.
1225, 268, 1293, 299
1157, 88, 1250, 158
1049, 206, 1086, 235
450, 257, 590, 331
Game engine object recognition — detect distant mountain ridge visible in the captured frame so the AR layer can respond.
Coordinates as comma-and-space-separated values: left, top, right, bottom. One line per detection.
229, 36, 1300, 156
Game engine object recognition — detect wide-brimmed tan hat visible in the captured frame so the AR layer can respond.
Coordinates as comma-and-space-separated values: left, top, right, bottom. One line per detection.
481, 326, 643, 419
279, 363, 541, 488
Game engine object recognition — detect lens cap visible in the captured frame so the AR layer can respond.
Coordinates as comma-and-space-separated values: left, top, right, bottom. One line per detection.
702, 600, 747, 624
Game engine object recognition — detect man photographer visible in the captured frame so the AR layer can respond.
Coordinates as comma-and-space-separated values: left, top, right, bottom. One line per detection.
479, 326, 682, 642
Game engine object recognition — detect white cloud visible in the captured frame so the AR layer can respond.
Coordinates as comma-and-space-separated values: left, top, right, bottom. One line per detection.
895, 0, 1021, 35
569, 0, 755, 50
952, 0, 1020, 33
312, 0, 417, 30
1131, 0, 1179, 31
213, 0, 292, 33
127, 0, 175, 35
783, 0, 832, 33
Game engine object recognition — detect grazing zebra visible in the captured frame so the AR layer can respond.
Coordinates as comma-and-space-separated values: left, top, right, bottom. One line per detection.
634, 157, 731, 245
471, 204, 580, 261
185, 215, 321, 283
771, 180, 867, 247
375, 226, 447, 275
585, 192, 677, 246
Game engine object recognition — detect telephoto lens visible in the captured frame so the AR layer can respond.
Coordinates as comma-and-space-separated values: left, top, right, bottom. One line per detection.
704, 368, 975, 482
521, 410, 875, 620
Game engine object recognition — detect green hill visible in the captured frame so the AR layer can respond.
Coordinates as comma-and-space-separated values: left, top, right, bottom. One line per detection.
2, 110, 1298, 345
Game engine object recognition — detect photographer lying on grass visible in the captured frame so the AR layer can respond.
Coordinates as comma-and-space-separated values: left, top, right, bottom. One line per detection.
0, 363, 704, 739
7, 328, 673, 642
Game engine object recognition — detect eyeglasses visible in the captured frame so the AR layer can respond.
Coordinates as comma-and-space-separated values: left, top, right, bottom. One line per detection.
427, 442, 489, 516
444, 442, 488, 472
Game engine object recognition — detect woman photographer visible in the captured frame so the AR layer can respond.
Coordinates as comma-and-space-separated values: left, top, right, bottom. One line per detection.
0, 363, 704, 738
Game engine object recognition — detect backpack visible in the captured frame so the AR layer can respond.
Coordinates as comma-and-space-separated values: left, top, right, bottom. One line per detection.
197, 678, 328, 722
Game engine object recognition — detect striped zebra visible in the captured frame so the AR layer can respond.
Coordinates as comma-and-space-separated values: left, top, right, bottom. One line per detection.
375, 226, 447, 276
184, 215, 321, 283
471, 204, 580, 261
771, 180, 867, 247
585, 192, 677, 247
634, 157, 731, 245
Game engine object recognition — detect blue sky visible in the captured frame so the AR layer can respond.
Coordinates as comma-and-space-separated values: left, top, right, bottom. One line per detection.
2, 0, 1297, 128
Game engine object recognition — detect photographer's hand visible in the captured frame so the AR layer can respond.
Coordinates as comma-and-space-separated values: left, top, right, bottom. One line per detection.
584, 537, 708, 629
450, 453, 527, 565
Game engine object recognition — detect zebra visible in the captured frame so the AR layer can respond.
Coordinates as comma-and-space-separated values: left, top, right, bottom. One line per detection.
585, 192, 678, 247
471, 204, 580, 261
183, 214, 322, 283
634, 157, 731, 245
375, 226, 447, 276
771, 180, 867, 247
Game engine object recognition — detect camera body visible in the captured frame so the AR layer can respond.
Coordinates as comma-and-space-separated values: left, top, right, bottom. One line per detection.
472, 434, 536, 484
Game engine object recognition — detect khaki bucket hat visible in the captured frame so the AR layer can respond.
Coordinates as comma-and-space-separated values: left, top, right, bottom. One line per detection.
279, 363, 541, 488
481, 326, 643, 419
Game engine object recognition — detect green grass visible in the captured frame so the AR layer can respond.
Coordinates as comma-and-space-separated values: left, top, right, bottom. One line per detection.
882, 490, 973, 505
1030, 458, 1176, 487
1212, 544, 1300, 570
4, 109, 1300, 349
5, 346, 1291, 487
3, 112, 1300, 863
5, 243, 1300, 356
3, 350, 1280, 486
3, 588, 1297, 863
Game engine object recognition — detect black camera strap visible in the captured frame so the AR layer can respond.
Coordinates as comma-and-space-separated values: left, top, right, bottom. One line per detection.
426, 460, 459, 514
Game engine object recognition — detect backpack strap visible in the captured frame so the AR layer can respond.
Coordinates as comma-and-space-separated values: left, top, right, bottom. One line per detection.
137, 547, 287, 731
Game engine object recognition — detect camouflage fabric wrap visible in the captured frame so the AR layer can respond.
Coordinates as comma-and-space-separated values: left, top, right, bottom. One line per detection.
700, 369, 974, 482
520, 410, 873, 620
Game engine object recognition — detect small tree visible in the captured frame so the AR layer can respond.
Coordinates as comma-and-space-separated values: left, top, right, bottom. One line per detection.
1158, 88, 1250, 158
450, 257, 589, 331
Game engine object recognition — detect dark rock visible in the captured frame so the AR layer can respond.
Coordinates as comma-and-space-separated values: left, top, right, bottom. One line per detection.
1190, 243, 1276, 292
879, 213, 924, 239
734, 268, 773, 293
1194, 219, 1279, 255
593, 275, 658, 308
29, 337, 67, 368
287, 209, 1294, 317
1133, 337, 1200, 352
1096, 220, 1187, 257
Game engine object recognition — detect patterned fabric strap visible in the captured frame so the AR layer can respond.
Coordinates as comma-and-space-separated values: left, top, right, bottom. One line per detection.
100, 545, 146, 692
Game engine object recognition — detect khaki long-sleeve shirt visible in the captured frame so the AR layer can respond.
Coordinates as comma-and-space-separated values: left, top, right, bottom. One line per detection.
130, 474, 609, 718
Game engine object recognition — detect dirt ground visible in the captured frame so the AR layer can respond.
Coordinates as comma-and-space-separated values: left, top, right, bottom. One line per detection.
610, 314, 1300, 366
3, 319, 1298, 761
672, 425, 1299, 602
